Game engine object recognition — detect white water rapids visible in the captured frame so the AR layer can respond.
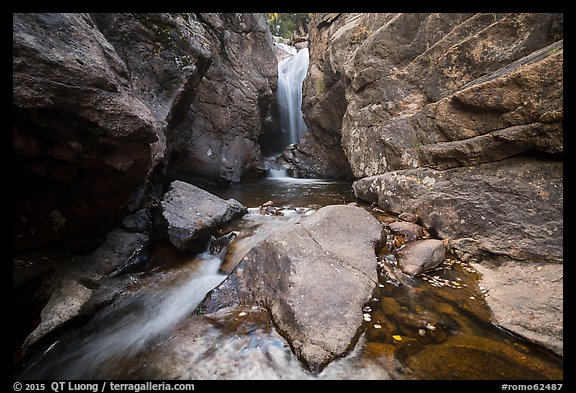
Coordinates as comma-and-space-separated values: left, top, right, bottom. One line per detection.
21, 252, 226, 379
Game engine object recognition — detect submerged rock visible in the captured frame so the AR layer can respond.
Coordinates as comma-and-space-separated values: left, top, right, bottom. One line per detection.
158, 180, 246, 252
205, 204, 383, 372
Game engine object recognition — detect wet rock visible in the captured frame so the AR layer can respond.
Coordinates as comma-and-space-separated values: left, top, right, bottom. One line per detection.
388, 221, 426, 242
20, 227, 148, 352
206, 205, 382, 372
378, 297, 402, 316
158, 180, 246, 252
474, 261, 563, 356
397, 239, 445, 277
398, 212, 418, 223
278, 132, 354, 179
394, 337, 424, 361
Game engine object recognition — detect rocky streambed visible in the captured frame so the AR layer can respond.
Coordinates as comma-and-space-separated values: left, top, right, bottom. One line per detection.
13, 177, 563, 380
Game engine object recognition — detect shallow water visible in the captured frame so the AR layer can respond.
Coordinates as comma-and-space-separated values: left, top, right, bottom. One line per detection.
17, 178, 563, 380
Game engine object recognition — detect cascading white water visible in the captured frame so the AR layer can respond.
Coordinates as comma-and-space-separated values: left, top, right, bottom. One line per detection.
21, 252, 226, 379
277, 47, 309, 146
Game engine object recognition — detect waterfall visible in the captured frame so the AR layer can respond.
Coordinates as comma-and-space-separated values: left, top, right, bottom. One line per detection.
277, 47, 309, 146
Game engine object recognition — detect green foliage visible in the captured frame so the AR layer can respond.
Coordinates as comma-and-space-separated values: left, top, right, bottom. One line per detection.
265, 13, 310, 39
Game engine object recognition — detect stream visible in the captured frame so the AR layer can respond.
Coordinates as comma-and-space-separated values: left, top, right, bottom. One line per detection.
17, 176, 563, 380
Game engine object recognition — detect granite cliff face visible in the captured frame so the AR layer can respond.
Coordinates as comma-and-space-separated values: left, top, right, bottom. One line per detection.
293, 13, 563, 355
13, 13, 277, 251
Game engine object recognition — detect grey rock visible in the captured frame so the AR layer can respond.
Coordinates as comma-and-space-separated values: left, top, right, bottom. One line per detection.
167, 13, 278, 183
205, 205, 382, 372
353, 156, 563, 265
388, 221, 426, 242
158, 180, 246, 251
12, 13, 212, 250
21, 227, 149, 352
397, 239, 445, 276
296, 13, 562, 179
121, 208, 152, 232
473, 261, 563, 356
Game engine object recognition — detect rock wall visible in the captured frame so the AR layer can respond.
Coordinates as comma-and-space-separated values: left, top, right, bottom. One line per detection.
13, 13, 276, 251
299, 12, 563, 355
297, 12, 564, 264
167, 13, 277, 183
297, 13, 562, 178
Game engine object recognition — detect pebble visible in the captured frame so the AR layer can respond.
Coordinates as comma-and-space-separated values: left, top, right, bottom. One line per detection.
418, 329, 426, 336
363, 313, 372, 322
238, 311, 247, 317
363, 306, 372, 313
426, 323, 436, 331
469, 296, 476, 300
374, 324, 382, 329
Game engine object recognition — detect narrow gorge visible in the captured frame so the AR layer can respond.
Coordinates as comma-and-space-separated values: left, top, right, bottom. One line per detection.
12, 13, 563, 381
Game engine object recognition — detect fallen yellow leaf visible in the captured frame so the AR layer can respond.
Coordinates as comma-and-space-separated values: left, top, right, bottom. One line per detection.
392, 335, 402, 341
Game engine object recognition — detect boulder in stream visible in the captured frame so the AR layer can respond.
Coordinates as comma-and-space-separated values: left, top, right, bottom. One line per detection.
158, 180, 247, 252
397, 239, 445, 277
205, 204, 383, 372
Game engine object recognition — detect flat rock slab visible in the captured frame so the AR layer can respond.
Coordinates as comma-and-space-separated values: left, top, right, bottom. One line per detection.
473, 261, 563, 356
159, 180, 246, 251
212, 204, 382, 372
397, 239, 445, 277
353, 156, 563, 264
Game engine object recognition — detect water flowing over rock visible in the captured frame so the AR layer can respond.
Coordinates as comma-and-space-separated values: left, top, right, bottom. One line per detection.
204, 205, 383, 372
158, 180, 246, 252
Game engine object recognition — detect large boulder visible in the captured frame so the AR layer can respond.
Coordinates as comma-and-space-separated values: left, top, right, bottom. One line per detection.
299, 13, 563, 178
204, 204, 383, 372
158, 180, 246, 252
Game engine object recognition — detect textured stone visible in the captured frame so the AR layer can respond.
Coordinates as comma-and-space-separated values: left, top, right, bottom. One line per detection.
396, 239, 445, 277
204, 205, 382, 372
158, 180, 246, 252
